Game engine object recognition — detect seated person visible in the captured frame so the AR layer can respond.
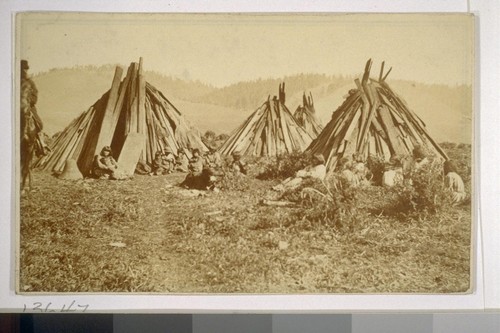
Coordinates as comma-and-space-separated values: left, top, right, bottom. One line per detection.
92, 146, 118, 179
180, 149, 219, 190
152, 150, 168, 175
412, 145, 429, 171
180, 167, 219, 191
188, 148, 204, 176
443, 160, 466, 204
273, 153, 326, 191
337, 156, 360, 187
204, 147, 222, 169
352, 153, 370, 185
175, 148, 189, 172
135, 160, 151, 175
162, 147, 176, 173
230, 151, 247, 175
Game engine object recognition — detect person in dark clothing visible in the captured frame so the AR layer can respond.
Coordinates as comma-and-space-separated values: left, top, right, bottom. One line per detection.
21, 59, 48, 157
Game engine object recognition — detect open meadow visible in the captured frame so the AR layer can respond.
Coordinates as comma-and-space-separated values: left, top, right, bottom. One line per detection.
19, 143, 472, 294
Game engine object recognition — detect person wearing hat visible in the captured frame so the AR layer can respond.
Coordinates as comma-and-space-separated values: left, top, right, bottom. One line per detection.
230, 150, 247, 175
92, 146, 119, 179
175, 147, 189, 172
443, 160, 466, 204
273, 153, 326, 191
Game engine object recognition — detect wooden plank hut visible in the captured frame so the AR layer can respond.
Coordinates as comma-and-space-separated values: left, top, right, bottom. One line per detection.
307, 59, 448, 175
35, 58, 207, 176
218, 83, 313, 156
293, 91, 323, 138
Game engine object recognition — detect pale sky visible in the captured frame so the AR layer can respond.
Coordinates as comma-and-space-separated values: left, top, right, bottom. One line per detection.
18, 13, 474, 87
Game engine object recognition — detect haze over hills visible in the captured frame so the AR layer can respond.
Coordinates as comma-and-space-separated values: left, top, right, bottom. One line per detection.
32, 65, 472, 144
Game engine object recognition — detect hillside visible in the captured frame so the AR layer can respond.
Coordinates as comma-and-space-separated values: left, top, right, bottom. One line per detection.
32, 66, 472, 143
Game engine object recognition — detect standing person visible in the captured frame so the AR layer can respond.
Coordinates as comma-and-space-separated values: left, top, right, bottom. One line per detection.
20, 59, 48, 156
92, 146, 119, 179
230, 151, 247, 175
443, 160, 466, 204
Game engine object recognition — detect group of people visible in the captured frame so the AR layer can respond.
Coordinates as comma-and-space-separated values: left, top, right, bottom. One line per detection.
180, 149, 246, 190
91, 141, 466, 204
92, 144, 247, 191
337, 146, 466, 205
272, 145, 466, 205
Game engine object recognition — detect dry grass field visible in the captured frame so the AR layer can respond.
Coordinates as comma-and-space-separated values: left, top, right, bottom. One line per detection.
19, 143, 471, 294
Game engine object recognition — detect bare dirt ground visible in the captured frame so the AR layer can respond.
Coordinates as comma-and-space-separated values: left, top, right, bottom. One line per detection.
19, 145, 472, 294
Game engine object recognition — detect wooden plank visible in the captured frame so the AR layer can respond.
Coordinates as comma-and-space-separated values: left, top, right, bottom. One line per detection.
40, 109, 90, 170
309, 99, 360, 154
127, 63, 138, 133
378, 105, 406, 156
94, 66, 123, 156
356, 83, 378, 152
379, 61, 385, 81
382, 67, 392, 81
137, 58, 146, 134
278, 103, 293, 153
77, 93, 110, 175
379, 83, 448, 158
362, 58, 372, 85
355, 79, 369, 146
221, 103, 266, 155
117, 132, 146, 177
44, 108, 95, 172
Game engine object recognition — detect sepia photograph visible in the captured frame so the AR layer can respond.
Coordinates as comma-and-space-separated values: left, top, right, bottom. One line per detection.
17, 13, 474, 294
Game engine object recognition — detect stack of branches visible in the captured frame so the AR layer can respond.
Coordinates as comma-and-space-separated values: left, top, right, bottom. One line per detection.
307, 59, 448, 176
35, 58, 207, 176
293, 91, 323, 138
218, 83, 313, 156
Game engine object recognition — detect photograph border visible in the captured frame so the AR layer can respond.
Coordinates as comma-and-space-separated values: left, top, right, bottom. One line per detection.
1, 0, 498, 312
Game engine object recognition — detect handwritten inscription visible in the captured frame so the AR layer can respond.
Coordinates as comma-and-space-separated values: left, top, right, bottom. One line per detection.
23, 301, 89, 313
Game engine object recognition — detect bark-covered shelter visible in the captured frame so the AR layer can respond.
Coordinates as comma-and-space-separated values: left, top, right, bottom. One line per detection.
307, 59, 448, 175
218, 83, 313, 156
35, 58, 207, 176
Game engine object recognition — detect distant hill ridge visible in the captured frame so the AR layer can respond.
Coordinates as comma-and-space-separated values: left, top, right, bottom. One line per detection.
32, 65, 472, 144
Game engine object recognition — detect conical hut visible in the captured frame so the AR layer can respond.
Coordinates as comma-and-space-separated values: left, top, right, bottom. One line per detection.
35, 58, 207, 176
307, 59, 448, 175
218, 83, 313, 156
